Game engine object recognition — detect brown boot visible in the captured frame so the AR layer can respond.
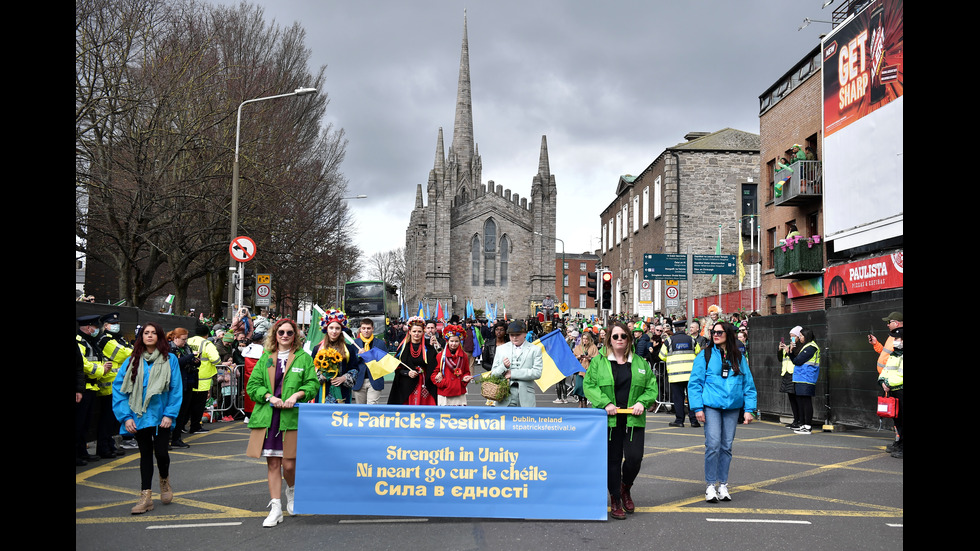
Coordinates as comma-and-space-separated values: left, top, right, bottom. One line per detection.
160, 477, 173, 505
131, 489, 154, 514
609, 494, 626, 520
621, 483, 635, 514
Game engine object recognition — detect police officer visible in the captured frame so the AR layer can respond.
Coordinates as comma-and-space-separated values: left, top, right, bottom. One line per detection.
94, 313, 132, 458
660, 321, 701, 427
76, 315, 110, 465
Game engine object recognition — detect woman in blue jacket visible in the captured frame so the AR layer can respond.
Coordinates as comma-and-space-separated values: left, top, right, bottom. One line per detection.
112, 322, 183, 514
688, 321, 756, 503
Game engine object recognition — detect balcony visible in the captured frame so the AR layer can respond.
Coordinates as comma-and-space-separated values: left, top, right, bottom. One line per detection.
774, 160, 822, 206
773, 239, 824, 278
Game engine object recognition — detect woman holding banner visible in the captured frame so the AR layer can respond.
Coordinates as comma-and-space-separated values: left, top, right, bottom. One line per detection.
245, 319, 318, 527
432, 324, 473, 405
583, 322, 659, 520
388, 316, 437, 405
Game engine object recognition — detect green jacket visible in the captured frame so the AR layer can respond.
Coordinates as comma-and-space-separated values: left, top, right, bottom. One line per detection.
246, 349, 318, 432
583, 352, 659, 428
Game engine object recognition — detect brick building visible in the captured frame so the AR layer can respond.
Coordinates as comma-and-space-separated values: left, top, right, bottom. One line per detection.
552, 252, 600, 317
599, 129, 760, 318
758, 46, 826, 315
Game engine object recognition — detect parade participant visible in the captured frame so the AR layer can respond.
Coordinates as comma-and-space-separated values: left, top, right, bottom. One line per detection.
490, 320, 543, 407
245, 319, 317, 526
310, 310, 363, 404
481, 321, 510, 406
77, 314, 109, 465
432, 324, 473, 405
424, 320, 444, 352
785, 326, 820, 435
572, 329, 599, 408
388, 316, 438, 405
689, 321, 757, 503
352, 318, 386, 405
583, 322, 659, 519
660, 322, 701, 427
167, 328, 196, 449
186, 324, 220, 434
112, 322, 182, 514
877, 327, 903, 458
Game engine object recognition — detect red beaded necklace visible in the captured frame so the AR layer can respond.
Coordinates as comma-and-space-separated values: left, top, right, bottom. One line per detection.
409, 341, 423, 358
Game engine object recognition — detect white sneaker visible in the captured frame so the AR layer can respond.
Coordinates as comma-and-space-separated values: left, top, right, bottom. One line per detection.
717, 483, 732, 501
794, 425, 812, 435
263, 499, 283, 527
553, 399, 565, 404
705, 484, 719, 503
284, 485, 295, 515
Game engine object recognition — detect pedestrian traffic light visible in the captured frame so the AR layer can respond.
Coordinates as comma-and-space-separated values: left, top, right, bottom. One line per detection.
601, 270, 613, 311
241, 268, 256, 299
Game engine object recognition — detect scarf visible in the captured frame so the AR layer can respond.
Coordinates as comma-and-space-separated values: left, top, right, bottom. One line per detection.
360, 334, 374, 351
120, 350, 171, 417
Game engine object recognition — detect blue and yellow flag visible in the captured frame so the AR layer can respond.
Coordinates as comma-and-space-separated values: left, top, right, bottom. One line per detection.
533, 330, 581, 392
359, 347, 403, 379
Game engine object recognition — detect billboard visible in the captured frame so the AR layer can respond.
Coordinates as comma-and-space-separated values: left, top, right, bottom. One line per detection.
822, 0, 903, 252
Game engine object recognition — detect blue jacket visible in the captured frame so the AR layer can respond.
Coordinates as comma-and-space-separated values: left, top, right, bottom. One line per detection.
112, 354, 183, 434
688, 346, 757, 413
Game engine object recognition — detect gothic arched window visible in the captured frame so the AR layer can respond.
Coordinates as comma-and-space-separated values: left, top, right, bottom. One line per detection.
483, 219, 496, 286
471, 235, 481, 286
499, 234, 509, 286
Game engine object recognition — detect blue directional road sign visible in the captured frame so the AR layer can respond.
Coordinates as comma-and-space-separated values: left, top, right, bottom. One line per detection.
692, 254, 737, 275
643, 254, 687, 280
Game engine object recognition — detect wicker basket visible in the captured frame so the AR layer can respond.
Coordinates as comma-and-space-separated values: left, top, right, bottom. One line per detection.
480, 379, 510, 402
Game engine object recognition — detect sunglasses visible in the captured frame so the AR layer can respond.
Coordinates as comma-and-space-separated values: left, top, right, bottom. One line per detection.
277, 330, 295, 337
711, 330, 726, 336
610, 333, 629, 340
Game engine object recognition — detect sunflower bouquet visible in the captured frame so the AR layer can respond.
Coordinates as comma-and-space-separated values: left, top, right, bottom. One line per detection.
314, 347, 345, 403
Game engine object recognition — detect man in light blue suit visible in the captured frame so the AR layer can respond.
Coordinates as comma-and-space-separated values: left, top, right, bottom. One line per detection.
490, 321, 543, 407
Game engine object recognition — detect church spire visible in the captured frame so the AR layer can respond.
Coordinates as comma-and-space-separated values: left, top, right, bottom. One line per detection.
538, 135, 550, 177
434, 127, 445, 175
451, 10, 473, 173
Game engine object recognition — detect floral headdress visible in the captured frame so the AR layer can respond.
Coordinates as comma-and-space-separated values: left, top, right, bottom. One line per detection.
320, 309, 347, 330
443, 324, 465, 339
405, 315, 426, 328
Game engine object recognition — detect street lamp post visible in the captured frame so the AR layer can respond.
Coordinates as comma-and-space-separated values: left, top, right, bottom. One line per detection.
226, 88, 317, 320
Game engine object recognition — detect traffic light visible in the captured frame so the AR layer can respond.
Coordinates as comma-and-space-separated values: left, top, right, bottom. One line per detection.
241, 268, 256, 299
601, 270, 613, 311
586, 271, 598, 304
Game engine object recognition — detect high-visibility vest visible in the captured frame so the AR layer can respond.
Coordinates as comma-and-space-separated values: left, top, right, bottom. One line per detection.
97, 338, 132, 396
792, 342, 821, 385
188, 336, 219, 391
780, 352, 795, 376
876, 336, 894, 374
660, 334, 698, 384
879, 354, 903, 390
77, 334, 106, 392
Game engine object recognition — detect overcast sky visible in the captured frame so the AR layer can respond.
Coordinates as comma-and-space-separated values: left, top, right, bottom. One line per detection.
232, 0, 832, 265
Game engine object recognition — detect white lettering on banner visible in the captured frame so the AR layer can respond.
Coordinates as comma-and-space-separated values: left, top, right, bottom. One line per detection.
849, 262, 888, 281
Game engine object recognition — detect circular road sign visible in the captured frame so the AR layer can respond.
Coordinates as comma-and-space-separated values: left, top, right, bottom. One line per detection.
256, 284, 271, 298
665, 286, 679, 299
229, 236, 256, 262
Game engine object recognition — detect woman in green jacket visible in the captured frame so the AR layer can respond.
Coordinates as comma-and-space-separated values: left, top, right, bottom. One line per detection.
584, 322, 659, 520
245, 318, 318, 527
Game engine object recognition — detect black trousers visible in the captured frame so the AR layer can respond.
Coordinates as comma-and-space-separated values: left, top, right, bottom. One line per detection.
607, 415, 645, 496
134, 427, 172, 490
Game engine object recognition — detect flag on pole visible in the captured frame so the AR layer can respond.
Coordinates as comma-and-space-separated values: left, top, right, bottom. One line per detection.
359, 347, 403, 379
533, 330, 583, 392
738, 235, 746, 284
425, 302, 431, 320
436, 300, 444, 322
303, 305, 327, 355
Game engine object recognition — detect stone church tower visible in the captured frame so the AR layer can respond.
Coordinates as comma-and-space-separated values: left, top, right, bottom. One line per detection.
404, 13, 556, 319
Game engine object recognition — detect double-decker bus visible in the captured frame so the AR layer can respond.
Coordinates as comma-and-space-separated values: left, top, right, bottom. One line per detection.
342, 280, 398, 341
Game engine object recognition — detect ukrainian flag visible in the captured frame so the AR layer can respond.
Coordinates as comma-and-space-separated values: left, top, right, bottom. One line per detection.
360, 347, 403, 379
532, 330, 581, 392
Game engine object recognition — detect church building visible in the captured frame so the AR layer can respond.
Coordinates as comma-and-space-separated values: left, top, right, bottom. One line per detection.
403, 14, 557, 319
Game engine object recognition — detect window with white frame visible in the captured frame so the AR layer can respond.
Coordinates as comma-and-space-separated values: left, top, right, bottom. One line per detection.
642, 186, 650, 225
654, 176, 662, 219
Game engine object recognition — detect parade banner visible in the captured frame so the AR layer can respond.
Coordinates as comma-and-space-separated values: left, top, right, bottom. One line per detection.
294, 404, 608, 520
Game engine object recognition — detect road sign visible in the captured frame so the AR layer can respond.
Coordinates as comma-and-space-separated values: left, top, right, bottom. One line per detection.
229, 236, 256, 262
665, 286, 679, 299
692, 254, 737, 275
643, 254, 687, 280
257, 274, 271, 284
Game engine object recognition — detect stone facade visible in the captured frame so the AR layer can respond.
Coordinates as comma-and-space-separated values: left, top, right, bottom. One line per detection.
599, 129, 760, 318
403, 14, 556, 319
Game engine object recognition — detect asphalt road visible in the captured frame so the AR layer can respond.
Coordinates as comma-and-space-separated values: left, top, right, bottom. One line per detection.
76, 390, 903, 551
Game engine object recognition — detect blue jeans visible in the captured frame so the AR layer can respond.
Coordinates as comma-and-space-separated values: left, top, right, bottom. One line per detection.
703, 407, 740, 485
